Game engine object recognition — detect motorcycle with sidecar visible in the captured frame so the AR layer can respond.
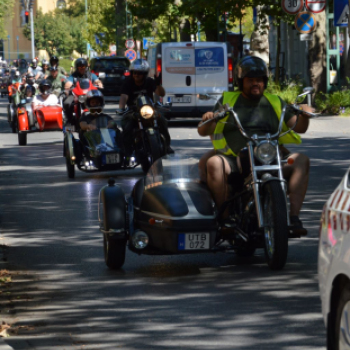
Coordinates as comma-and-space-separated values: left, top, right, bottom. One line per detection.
98, 89, 317, 271
64, 94, 171, 178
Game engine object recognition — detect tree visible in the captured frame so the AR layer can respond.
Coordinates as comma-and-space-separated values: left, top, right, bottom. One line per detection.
0, 0, 15, 39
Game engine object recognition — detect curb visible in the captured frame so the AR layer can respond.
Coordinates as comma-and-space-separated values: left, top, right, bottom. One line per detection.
0, 339, 14, 350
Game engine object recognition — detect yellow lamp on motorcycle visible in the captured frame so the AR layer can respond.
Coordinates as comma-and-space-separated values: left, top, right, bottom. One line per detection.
254, 141, 277, 165
137, 95, 154, 119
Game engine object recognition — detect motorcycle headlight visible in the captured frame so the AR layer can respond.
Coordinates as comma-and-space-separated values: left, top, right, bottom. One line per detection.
78, 95, 86, 103
140, 105, 154, 119
254, 141, 277, 165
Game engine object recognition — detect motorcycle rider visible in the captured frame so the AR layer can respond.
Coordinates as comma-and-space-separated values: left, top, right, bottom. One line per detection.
19, 72, 38, 97
35, 60, 50, 82
198, 56, 314, 235
32, 80, 59, 109
50, 56, 67, 76
118, 58, 173, 155
28, 58, 42, 76
18, 59, 28, 76
79, 90, 116, 132
65, 58, 103, 89
47, 66, 66, 97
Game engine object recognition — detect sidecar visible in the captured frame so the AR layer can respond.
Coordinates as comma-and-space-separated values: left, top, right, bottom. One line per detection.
64, 117, 125, 179
99, 155, 218, 269
17, 104, 63, 146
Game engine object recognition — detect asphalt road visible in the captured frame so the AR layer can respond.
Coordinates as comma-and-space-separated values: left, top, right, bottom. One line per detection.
0, 98, 349, 349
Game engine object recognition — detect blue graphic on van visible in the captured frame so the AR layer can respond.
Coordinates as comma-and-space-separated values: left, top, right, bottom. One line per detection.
195, 47, 224, 74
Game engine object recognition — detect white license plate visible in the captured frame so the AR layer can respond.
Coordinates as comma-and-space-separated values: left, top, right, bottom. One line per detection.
178, 233, 210, 250
172, 96, 191, 103
107, 74, 120, 78
106, 153, 120, 164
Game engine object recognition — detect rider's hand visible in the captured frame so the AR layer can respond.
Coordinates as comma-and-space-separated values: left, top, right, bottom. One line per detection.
300, 104, 315, 116
201, 111, 218, 122
87, 124, 97, 131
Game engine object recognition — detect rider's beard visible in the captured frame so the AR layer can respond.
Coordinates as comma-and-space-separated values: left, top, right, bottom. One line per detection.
245, 85, 263, 100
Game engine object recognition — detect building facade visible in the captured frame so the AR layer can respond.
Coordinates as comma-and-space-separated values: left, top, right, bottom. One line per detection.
3, 0, 60, 61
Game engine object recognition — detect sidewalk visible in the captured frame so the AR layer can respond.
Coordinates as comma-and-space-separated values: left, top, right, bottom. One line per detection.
0, 339, 13, 350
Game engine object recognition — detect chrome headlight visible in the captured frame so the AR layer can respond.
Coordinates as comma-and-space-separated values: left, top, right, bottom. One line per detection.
254, 141, 277, 165
140, 105, 154, 119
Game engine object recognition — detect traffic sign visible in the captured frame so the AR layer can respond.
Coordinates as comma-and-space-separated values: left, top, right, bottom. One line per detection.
334, 0, 349, 27
294, 11, 316, 34
281, 0, 304, 15
143, 37, 155, 50
125, 49, 137, 61
125, 39, 135, 49
109, 44, 117, 52
305, 0, 326, 13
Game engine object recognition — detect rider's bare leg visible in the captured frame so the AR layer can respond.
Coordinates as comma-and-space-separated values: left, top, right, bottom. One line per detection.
206, 155, 232, 216
199, 149, 216, 183
282, 153, 310, 217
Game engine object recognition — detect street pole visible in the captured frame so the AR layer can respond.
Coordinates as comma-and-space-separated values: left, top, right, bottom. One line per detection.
85, 0, 89, 58
30, 7, 35, 58
7, 35, 10, 61
16, 36, 19, 58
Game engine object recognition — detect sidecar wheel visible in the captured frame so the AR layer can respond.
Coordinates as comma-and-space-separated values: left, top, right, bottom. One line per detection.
66, 156, 75, 179
103, 234, 126, 270
262, 181, 288, 270
18, 132, 27, 146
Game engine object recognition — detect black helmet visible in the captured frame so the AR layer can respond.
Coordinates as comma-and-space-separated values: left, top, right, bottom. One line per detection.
19, 59, 27, 69
25, 85, 36, 97
5, 68, 9, 73
50, 56, 59, 66
75, 58, 88, 69
235, 56, 269, 90
85, 90, 105, 114
26, 72, 35, 85
130, 59, 149, 76
39, 79, 52, 95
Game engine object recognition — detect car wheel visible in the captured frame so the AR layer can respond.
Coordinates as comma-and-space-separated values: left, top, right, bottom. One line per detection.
333, 281, 350, 350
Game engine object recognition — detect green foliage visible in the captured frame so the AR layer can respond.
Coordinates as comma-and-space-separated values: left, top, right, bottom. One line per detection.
59, 58, 73, 73
22, 4, 87, 57
315, 90, 350, 116
266, 77, 305, 104
0, 0, 15, 39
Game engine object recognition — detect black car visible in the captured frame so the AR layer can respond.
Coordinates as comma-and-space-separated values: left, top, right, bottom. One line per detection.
90, 57, 130, 96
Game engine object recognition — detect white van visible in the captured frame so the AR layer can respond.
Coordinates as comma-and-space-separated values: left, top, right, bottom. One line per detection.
147, 42, 234, 119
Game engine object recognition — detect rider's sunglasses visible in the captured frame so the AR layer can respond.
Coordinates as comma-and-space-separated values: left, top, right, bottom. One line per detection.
90, 108, 103, 114
78, 66, 87, 69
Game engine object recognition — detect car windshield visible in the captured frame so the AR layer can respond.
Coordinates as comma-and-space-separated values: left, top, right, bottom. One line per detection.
92, 59, 129, 72
145, 154, 200, 188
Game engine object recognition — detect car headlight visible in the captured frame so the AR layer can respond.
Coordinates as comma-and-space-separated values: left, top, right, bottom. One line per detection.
140, 105, 154, 119
254, 141, 277, 165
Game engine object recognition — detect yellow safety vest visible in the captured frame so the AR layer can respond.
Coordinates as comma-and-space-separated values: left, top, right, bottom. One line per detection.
212, 91, 302, 157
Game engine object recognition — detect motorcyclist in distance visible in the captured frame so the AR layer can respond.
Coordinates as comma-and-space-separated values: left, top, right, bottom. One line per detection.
118, 58, 173, 155
32, 80, 59, 109
198, 55, 314, 236
50, 56, 67, 76
18, 59, 28, 76
35, 60, 49, 82
28, 58, 42, 76
47, 66, 66, 97
65, 58, 103, 90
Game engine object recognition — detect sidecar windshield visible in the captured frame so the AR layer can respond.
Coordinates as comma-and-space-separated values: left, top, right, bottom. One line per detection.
145, 154, 200, 187
83, 116, 118, 151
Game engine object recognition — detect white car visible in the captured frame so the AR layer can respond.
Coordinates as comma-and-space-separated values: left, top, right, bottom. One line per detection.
319, 165, 350, 349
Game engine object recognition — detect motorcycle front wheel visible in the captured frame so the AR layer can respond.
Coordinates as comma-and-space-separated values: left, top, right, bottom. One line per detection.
262, 181, 288, 270
141, 132, 162, 174
18, 132, 27, 146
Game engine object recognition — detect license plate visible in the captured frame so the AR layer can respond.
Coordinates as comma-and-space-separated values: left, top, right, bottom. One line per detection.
107, 74, 120, 78
105, 153, 120, 164
178, 233, 210, 250
171, 96, 191, 103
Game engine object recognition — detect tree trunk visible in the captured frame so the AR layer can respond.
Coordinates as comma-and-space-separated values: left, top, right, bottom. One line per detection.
115, 0, 125, 56
308, 11, 326, 93
250, 5, 269, 65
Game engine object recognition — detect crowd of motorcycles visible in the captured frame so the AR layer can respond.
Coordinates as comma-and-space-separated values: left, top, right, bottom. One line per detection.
0, 59, 317, 273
